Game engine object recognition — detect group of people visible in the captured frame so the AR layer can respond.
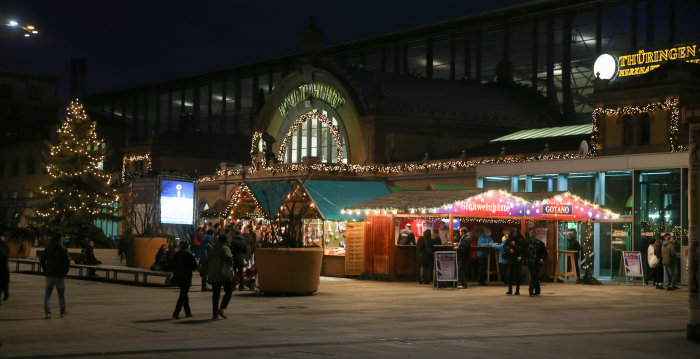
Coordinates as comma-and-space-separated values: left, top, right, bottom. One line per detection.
412, 224, 549, 297
173, 221, 259, 320
646, 233, 681, 291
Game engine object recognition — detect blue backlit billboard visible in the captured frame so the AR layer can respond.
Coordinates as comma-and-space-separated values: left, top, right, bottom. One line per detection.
160, 180, 194, 225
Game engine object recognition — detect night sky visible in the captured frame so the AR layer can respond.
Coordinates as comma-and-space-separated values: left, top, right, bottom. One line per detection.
0, 0, 531, 101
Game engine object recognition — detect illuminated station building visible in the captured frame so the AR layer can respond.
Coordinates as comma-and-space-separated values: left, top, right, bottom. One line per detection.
85, 0, 700, 279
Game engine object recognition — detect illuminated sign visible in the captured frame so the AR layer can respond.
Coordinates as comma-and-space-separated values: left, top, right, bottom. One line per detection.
594, 54, 617, 80
616, 44, 698, 77
278, 82, 346, 117
542, 204, 573, 216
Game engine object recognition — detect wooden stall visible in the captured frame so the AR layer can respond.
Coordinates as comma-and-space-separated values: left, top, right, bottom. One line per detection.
344, 190, 621, 280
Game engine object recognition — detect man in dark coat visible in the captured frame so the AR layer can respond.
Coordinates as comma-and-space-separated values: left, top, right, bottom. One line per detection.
170, 241, 198, 319
82, 240, 101, 276
503, 229, 524, 295
525, 231, 548, 296
40, 234, 71, 319
454, 228, 473, 289
229, 229, 247, 291
416, 229, 435, 284
567, 233, 582, 277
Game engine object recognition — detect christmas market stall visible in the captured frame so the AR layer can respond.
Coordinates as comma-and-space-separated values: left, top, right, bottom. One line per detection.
343, 189, 623, 280
276, 180, 390, 277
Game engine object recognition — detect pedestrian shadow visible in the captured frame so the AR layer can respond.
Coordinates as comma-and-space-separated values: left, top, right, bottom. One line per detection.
133, 318, 174, 323
174, 319, 213, 325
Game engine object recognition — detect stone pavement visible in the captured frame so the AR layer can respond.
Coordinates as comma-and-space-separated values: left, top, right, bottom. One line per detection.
0, 271, 698, 359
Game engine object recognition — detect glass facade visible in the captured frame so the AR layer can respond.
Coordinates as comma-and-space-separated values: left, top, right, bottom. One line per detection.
283, 110, 348, 164
478, 165, 688, 280
87, 0, 700, 142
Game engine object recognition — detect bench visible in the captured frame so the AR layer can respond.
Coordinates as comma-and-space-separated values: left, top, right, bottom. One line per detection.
8, 258, 172, 286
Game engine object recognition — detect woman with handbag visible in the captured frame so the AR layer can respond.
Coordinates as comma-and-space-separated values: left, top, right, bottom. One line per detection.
208, 235, 233, 320
170, 241, 198, 319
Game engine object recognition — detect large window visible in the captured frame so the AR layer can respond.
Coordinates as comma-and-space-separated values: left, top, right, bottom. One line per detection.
283, 110, 348, 164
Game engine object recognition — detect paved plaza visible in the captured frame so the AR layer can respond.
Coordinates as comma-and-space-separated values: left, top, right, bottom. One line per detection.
0, 262, 698, 358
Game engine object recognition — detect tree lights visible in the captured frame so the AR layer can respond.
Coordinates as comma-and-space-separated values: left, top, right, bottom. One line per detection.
37, 100, 119, 240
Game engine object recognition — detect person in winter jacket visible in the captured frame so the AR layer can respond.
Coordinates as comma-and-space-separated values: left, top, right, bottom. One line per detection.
199, 229, 214, 291
661, 234, 679, 290
170, 241, 198, 319
416, 229, 435, 284
454, 228, 473, 289
476, 228, 494, 285
0, 235, 9, 304
491, 234, 510, 285
208, 235, 233, 319
567, 233, 582, 277
503, 229, 524, 295
647, 239, 662, 288
40, 234, 71, 319
525, 231, 548, 296
229, 229, 247, 291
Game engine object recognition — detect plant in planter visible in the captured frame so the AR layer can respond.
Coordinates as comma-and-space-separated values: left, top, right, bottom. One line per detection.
250, 181, 323, 295
117, 181, 169, 269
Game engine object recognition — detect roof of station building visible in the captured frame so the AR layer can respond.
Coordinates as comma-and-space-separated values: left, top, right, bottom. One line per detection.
342, 70, 558, 128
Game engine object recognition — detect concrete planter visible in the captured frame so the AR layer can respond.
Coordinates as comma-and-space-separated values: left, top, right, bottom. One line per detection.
256, 247, 323, 295
126, 237, 168, 269
7, 237, 31, 258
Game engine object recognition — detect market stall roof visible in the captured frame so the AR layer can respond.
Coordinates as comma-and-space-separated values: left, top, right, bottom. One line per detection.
246, 181, 293, 218
489, 124, 591, 143
344, 189, 480, 213
345, 189, 620, 221
303, 180, 391, 221
201, 199, 227, 214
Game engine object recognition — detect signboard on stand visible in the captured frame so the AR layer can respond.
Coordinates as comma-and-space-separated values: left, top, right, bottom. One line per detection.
434, 251, 458, 286
620, 251, 644, 278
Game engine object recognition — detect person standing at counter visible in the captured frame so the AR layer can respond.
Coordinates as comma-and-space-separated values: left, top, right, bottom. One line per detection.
504, 229, 524, 295
491, 235, 509, 285
454, 228, 473, 289
417, 229, 435, 284
438, 222, 450, 245
476, 228, 494, 285
398, 224, 416, 245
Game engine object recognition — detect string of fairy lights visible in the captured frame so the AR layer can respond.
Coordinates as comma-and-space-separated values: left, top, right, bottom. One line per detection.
197, 152, 588, 183
249, 132, 267, 170
276, 111, 345, 164
121, 153, 152, 182
591, 97, 687, 154
37, 100, 118, 218
223, 184, 264, 219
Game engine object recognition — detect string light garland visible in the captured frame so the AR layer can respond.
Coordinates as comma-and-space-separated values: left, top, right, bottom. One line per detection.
249, 132, 266, 171
121, 153, 152, 182
276, 111, 345, 163
197, 152, 587, 183
224, 184, 265, 219
37, 100, 119, 219
591, 98, 686, 153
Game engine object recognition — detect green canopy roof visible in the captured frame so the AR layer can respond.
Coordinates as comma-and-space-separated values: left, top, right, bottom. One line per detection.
489, 124, 592, 143
303, 180, 390, 221
246, 182, 292, 218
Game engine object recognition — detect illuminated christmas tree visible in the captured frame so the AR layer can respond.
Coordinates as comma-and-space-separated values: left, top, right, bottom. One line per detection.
37, 100, 119, 245
577, 220, 601, 285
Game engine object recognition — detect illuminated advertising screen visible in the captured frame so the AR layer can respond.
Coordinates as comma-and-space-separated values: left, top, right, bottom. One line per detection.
160, 180, 194, 225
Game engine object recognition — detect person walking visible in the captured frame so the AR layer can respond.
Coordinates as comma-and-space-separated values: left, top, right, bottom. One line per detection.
454, 228, 473, 289
170, 241, 198, 319
199, 229, 214, 291
476, 228, 494, 285
40, 233, 71, 319
208, 234, 233, 320
230, 228, 247, 291
525, 231, 548, 296
416, 229, 435, 284
504, 229, 524, 295
242, 226, 257, 266
0, 234, 9, 303
661, 234, 680, 290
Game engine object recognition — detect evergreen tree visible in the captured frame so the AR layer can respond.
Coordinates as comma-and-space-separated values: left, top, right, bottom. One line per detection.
38, 100, 118, 245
